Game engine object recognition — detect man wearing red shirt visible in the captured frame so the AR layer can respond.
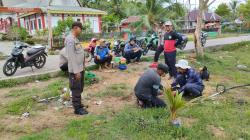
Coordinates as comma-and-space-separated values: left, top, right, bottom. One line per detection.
163, 21, 182, 79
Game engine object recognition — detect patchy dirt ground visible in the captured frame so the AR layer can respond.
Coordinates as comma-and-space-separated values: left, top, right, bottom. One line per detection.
0, 61, 217, 140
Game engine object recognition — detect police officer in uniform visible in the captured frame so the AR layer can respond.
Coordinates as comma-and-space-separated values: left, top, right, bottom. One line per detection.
65, 22, 88, 115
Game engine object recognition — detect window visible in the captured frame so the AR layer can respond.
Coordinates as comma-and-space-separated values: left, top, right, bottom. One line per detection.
77, 19, 81, 22
30, 21, 33, 30
38, 19, 42, 29
26, 21, 29, 30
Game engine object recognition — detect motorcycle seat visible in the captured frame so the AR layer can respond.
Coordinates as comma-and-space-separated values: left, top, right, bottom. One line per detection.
27, 47, 45, 56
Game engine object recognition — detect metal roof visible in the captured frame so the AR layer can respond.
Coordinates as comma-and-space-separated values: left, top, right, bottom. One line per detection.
10, 0, 106, 15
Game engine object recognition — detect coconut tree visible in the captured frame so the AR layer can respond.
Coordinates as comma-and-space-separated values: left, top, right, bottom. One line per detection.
165, 89, 185, 122
229, 0, 239, 20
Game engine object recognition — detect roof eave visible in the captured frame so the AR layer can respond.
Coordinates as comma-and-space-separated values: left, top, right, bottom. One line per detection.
47, 10, 107, 15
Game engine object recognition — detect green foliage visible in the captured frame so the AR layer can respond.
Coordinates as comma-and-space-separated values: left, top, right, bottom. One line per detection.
53, 17, 74, 37
25, 38, 35, 45
165, 89, 185, 120
238, 0, 250, 21
215, 3, 231, 19
5, 25, 28, 41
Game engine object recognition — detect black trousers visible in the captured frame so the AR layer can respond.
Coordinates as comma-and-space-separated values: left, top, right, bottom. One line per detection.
94, 56, 112, 65
154, 45, 164, 62
60, 63, 68, 72
136, 94, 166, 108
124, 50, 142, 63
69, 71, 84, 110
164, 51, 177, 78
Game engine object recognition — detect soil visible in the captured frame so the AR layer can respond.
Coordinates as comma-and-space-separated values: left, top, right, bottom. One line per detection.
207, 125, 226, 139
0, 61, 219, 139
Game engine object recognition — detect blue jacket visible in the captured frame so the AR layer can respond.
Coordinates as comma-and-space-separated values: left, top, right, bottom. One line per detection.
124, 43, 140, 53
172, 68, 204, 93
95, 46, 110, 60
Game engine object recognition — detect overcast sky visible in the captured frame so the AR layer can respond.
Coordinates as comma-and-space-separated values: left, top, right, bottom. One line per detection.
177, 0, 245, 11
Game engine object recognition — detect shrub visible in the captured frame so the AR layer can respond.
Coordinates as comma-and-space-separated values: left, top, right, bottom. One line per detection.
165, 89, 185, 121
4, 25, 28, 41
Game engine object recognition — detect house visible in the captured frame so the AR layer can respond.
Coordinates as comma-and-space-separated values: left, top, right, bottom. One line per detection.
119, 16, 141, 32
184, 10, 221, 32
0, 0, 106, 34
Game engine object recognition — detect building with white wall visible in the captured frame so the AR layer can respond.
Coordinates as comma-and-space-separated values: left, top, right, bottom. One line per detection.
0, 0, 106, 35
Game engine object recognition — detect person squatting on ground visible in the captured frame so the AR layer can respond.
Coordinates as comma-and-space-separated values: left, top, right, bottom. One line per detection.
59, 47, 68, 72
171, 59, 204, 97
124, 37, 142, 64
163, 21, 183, 79
65, 22, 88, 115
94, 39, 113, 69
134, 63, 169, 108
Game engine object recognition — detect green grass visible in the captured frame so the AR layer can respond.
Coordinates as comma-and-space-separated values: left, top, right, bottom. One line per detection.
193, 41, 250, 84
7, 41, 250, 139
94, 83, 129, 97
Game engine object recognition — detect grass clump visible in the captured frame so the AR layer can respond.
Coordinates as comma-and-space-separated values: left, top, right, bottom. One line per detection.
95, 83, 128, 97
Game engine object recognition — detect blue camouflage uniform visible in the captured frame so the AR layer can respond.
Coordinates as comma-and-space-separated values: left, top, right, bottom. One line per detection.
171, 68, 204, 97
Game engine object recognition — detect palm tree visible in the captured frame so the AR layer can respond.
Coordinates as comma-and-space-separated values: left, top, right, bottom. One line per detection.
0, 0, 3, 6
139, 0, 170, 27
229, 0, 238, 20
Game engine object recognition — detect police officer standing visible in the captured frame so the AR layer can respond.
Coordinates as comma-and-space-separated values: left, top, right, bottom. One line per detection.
65, 22, 88, 115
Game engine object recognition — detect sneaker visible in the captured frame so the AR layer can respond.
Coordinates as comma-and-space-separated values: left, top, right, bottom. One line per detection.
74, 108, 88, 115
150, 62, 158, 68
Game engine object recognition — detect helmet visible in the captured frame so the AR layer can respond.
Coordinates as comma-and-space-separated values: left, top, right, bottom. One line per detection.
91, 38, 98, 42
129, 37, 136, 42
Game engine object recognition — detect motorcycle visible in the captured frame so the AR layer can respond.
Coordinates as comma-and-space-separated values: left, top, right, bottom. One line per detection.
112, 40, 126, 57
139, 33, 188, 55
138, 33, 159, 56
3, 41, 47, 76
201, 31, 208, 47
176, 33, 189, 50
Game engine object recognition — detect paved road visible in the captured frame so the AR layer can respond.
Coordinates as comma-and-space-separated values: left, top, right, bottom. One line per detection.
0, 34, 250, 79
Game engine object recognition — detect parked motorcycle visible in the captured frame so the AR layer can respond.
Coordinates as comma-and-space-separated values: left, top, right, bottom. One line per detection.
139, 33, 188, 55
3, 41, 47, 76
201, 31, 208, 47
139, 33, 159, 55
176, 33, 189, 50
112, 40, 125, 57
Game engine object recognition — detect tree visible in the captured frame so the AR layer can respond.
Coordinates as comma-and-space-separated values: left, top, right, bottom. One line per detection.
194, 0, 216, 57
229, 0, 239, 20
215, 3, 231, 19
0, 0, 3, 6
238, 0, 250, 21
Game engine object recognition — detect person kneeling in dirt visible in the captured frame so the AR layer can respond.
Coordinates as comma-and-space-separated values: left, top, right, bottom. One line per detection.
134, 63, 169, 108
171, 59, 204, 97
59, 47, 68, 72
94, 39, 113, 69
124, 37, 142, 64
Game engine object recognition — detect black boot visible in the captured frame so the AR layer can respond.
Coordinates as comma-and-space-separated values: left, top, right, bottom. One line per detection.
74, 108, 88, 115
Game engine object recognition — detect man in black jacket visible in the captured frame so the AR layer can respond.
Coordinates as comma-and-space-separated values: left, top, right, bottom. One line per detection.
163, 21, 183, 79
134, 63, 169, 108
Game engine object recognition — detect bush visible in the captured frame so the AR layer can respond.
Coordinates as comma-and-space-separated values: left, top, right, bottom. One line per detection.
25, 38, 35, 45
4, 25, 28, 41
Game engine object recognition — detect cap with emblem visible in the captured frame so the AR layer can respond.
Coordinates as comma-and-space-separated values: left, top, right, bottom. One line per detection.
157, 63, 169, 73
164, 21, 172, 26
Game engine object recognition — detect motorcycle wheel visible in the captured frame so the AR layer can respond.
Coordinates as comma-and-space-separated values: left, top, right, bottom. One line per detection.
140, 41, 148, 55
34, 54, 46, 69
84, 51, 93, 62
3, 59, 17, 76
